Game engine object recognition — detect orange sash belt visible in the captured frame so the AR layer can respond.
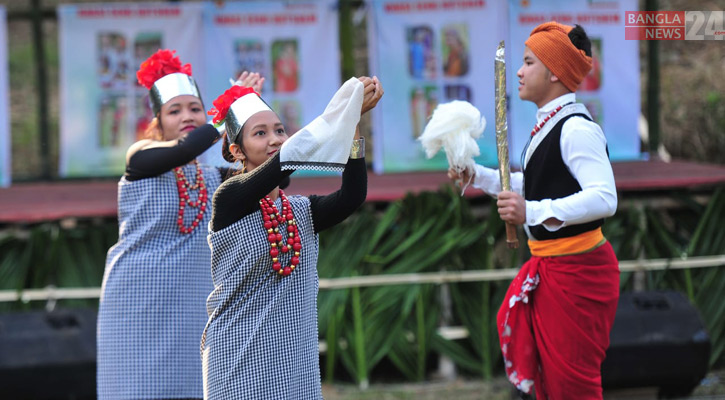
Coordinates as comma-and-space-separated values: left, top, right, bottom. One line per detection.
528, 227, 605, 257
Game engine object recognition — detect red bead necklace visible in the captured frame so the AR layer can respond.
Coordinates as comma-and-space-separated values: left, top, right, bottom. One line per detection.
173, 160, 208, 234
530, 103, 572, 137
260, 189, 301, 277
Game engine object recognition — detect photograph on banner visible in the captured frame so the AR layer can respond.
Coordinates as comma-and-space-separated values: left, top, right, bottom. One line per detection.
508, 0, 640, 166
0, 6, 9, 187
133, 32, 163, 142
97, 32, 129, 90
368, 0, 505, 174
97, 93, 128, 149
234, 39, 265, 79
409, 85, 440, 139
273, 99, 303, 135
271, 39, 299, 93
200, 0, 340, 176
58, 3, 204, 178
442, 23, 470, 77
407, 25, 436, 80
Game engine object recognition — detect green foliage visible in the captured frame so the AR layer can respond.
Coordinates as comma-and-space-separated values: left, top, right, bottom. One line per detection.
320, 186, 725, 383
1, 186, 724, 382
0, 221, 116, 311
317, 187, 518, 385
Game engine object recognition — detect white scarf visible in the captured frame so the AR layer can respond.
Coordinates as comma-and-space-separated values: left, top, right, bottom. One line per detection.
280, 78, 364, 172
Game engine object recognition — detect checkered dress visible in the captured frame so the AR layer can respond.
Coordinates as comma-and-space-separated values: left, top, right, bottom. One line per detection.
201, 195, 322, 400
98, 163, 221, 400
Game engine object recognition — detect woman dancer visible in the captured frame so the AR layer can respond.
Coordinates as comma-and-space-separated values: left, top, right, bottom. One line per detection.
97, 49, 262, 399
201, 76, 383, 399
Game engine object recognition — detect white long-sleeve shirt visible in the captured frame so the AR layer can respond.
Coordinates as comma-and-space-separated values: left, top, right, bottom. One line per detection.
471, 93, 617, 239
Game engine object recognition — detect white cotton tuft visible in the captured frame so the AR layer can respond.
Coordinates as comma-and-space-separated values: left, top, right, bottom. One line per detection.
418, 100, 485, 175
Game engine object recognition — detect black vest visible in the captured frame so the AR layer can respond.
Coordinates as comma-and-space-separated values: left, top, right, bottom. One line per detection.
524, 113, 605, 240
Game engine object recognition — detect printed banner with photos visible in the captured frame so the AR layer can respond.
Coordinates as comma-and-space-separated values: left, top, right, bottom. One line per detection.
508, 0, 641, 165
199, 0, 340, 172
58, 3, 204, 177
367, 0, 507, 173
0, 6, 9, 187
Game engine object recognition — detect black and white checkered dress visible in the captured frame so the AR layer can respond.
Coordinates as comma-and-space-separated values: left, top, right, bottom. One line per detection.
201, 195, 322, 399
98, 163, 222, 400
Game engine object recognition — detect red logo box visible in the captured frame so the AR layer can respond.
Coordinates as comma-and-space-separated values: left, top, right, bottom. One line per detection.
625, 11, 685, 40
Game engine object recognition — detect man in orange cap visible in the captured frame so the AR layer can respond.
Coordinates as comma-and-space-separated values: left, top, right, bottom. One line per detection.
450, 22, 619, 399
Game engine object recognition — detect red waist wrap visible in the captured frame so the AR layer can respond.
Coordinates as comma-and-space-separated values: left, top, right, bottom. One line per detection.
497, 241, 620, 399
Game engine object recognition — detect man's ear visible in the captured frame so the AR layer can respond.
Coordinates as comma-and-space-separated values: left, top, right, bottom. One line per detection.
229, 143, 246, 161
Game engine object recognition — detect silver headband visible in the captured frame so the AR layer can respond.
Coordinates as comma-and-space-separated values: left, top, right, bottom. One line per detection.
149, 72, 201, 115
225, 93, 273, 144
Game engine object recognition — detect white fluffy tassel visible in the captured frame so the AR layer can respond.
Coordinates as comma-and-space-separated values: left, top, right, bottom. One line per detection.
418, 100, 485, 175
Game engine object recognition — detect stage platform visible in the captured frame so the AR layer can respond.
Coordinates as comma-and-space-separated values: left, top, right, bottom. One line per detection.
1, 160, 725, 224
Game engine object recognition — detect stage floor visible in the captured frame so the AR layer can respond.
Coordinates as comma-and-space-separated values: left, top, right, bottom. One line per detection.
1, 160, 724, 224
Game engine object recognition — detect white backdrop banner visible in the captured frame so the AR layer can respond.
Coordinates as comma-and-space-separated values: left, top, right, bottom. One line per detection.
508, 0, 640, 165
0, 6, 10, 187
200, 0, 340, 170
368, 0, 641, 173
57, 1, 640, 178
58, 2, 204, 177
368, 0, 507, 173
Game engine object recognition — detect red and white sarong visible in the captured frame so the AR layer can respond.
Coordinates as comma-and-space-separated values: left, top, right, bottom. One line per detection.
497, 241, 619, 400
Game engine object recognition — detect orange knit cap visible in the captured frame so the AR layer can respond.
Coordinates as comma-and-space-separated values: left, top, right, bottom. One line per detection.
525, 21, 592, 92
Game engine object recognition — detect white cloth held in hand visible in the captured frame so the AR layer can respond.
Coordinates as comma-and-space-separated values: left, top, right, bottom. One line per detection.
280, 78, 364, 172
418, 100, 486, 175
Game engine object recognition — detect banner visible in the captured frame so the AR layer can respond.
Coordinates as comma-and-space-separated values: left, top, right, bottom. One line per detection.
200, 0, 340, 171
368, 0, 507, 173
58, 3, 204, 177
0, 6, 9, 187
57, 1, 640, 178
508, 0, 640, 165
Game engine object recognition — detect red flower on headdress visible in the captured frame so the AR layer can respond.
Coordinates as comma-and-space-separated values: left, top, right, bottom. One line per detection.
136, 49, 192, 89
207, 86, 259, 125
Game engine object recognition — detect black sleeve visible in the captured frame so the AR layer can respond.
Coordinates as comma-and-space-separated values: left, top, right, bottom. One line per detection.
125, 124, 220, 181
211, 153, 294, 232
309, 157, 367, 233
220, 167, 292, 190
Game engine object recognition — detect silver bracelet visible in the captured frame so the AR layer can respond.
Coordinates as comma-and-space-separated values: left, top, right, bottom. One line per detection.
350, 138, 365, 159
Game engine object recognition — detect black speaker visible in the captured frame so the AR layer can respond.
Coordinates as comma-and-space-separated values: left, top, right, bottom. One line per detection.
601, 290, 711, 398
0, 308, 97, 400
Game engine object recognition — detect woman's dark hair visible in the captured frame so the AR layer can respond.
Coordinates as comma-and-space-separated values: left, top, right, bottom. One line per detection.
568, 24, 592, 57
221, 129, 248, 180
221, 131, 238, 163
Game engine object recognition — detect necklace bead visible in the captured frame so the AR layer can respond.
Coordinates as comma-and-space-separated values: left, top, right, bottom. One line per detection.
173, 160, 207, 234
260, 190, 300, 277
530, 103, 572, 137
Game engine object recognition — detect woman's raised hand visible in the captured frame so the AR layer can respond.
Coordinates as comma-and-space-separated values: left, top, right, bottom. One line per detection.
234, 71, 265, 94
359, 76, 384, 115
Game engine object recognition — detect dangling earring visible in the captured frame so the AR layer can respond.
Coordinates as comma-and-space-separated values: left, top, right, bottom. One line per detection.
242, 159, 247, 173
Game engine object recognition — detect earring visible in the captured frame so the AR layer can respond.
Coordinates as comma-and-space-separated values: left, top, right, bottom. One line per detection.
242, 159, 247, 173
